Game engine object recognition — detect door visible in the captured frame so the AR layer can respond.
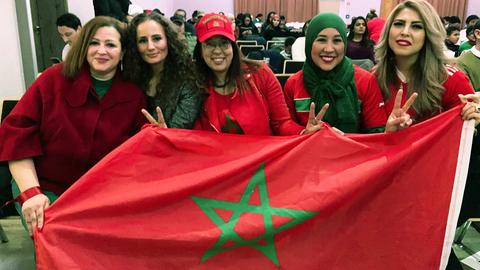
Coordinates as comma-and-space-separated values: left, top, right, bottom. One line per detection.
30, 0, 67, 72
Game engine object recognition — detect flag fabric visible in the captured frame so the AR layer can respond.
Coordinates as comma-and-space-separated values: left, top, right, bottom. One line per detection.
35, 107, 474, 270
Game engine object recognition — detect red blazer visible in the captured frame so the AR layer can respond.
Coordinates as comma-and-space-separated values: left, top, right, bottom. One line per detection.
0, 64, 147, 194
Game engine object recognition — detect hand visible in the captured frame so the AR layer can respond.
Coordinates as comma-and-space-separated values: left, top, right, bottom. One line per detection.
385, 90, 418, 132
303, 102, 329, 134
459, 94, 480, 126
141, 106, 167, 128
22, 194, 50, 237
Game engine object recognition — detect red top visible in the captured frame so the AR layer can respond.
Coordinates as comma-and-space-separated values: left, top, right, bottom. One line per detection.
283, 65, 387, 132
367, 18, 386, 44
0, 64, 147, 194
194, 63, 304, 135
383, 65, 475, 119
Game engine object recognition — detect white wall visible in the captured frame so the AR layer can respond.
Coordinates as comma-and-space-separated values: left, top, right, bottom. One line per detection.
67, 0, 174, 24
466, 1, 480, 18
0, 0, 25, 97
168, 0, 234, 18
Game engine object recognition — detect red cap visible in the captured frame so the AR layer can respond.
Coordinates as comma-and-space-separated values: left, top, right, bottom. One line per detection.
195, 13, 235, 42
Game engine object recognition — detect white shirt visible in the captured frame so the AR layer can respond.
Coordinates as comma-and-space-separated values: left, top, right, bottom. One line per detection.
291, 37, 306, 61
62, 44, 71, 61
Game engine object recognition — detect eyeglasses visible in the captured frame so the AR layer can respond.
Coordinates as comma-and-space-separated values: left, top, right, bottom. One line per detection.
202, 40, 231, 51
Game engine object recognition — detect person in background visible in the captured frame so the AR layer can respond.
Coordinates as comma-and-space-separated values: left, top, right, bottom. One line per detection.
175, 8, 196, 35
263, 14, 292, 41
93, 0, 130, 22
291, 19, 311, 61
458, 20, 480, 91
56, 13, 82, 61
284, 13, 388, 134
280, 36, 295, 60
373, 2, 478, 267
366, 9, 385, 44
253, 13, 263, 25
170, 15, 185, 35
238, 13, 264, 45
459, 15, 479, 44
124, 12, 203, 129
459, 25, 476, 54
0, 16, 147, 237
192, 13, 324, 135
261, 11, 276, 33
346, 16, 375, 63
445, 24, 461, 57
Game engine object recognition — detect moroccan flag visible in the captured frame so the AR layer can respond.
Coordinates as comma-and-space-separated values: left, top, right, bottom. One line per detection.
35, 107, 474, 270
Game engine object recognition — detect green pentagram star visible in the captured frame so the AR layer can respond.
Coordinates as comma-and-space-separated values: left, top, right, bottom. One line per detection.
192, 163, 318, 266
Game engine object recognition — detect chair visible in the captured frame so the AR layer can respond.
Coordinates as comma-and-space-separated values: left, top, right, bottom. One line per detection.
1, 98, 19, 123
351, 59, 375, 71
266, 40, 284, 51
283, 60, 304, 74
275, 74, 291, 90
239, 45, 264, 57
0, 97, 19, 244
236, 40, 257, 47
454, 218, 480, 245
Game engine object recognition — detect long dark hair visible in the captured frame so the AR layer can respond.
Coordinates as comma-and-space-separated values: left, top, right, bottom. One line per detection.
347, 16, 373, 47
124, 12, 198, 108
193, 39, 261, 93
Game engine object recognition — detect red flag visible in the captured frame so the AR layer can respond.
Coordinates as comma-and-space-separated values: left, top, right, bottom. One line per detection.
35, 107, 473, 270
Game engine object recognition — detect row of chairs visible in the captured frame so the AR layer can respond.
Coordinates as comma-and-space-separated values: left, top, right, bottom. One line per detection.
237, 40, 285, 51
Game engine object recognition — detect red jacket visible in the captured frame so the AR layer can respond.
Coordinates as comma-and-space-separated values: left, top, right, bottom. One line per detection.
0, 64, 147, 194
383, 65, 475, 119
194, 64, 304, 135
284, 65, 387, 132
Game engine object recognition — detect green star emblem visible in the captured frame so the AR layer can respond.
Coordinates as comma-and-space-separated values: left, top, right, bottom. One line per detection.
192, 163, 318, 266
221, 114, 244, 134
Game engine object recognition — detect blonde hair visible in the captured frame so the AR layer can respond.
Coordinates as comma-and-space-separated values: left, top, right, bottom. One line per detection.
63, 16, 125, 79
375, 0, 449, 120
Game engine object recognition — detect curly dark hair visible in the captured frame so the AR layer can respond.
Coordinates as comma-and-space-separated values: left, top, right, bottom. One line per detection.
124, 12, 197, 109
192, 39, 261, 93
347, 16, 374, 47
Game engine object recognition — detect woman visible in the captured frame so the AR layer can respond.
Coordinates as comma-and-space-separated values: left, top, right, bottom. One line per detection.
263, 14, 292, 41
124, 12, 203, 129
192, 13, 324, 136
238, 13, 259, 40
283, 13, 388, 134
0, 16, 147, 236
373, 1, 479, 268
346, 16, 375, 63
375, 0, 476, 124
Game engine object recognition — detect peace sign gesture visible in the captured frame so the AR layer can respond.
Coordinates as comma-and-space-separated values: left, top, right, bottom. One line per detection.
385, 90, 417, 132
303, 102, 330, 134
141, 106, 168, 128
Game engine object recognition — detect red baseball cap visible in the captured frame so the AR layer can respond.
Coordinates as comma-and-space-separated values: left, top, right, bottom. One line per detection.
195, 13, 236, 42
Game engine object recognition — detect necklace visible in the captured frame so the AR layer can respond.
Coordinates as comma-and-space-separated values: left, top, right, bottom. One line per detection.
213, 80, 228, 88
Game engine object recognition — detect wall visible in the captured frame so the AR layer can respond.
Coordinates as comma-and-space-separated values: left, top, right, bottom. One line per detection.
67, 0, 174, 24
167, 0, 234, 18
0, 0, 25, 97
466, 0, 480, 19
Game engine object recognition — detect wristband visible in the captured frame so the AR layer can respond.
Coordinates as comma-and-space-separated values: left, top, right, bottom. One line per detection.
15, 187, 43, 206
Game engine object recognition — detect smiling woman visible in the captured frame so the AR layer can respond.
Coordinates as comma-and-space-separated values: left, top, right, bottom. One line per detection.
283, 13, 387, 134
124, 12, 203, 129
0, 16, 147, 238
192, 13, 323, 136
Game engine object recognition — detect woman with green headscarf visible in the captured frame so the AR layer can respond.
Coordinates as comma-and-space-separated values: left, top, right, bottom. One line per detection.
284, 13, 388, 133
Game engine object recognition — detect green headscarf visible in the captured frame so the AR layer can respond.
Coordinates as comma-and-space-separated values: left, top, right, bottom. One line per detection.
303, 13, 360, 133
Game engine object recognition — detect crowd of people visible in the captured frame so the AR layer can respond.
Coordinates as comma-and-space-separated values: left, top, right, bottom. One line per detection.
0, 0, 479, 268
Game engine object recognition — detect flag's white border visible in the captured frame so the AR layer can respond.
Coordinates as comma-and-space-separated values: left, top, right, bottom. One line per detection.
439, 120, 475, 270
